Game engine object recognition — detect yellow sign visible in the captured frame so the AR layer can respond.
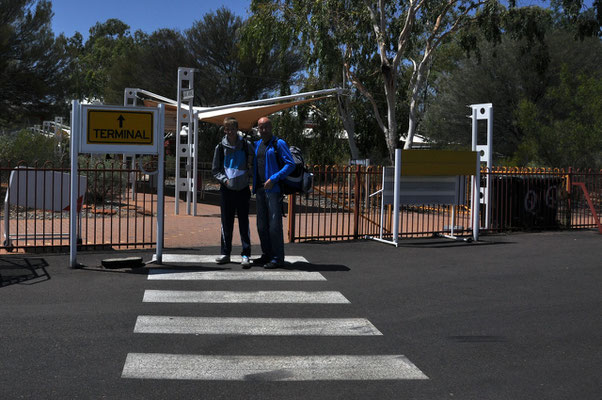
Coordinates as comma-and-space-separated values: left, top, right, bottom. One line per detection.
87, 110, 154, 145
401, 150, 478, 176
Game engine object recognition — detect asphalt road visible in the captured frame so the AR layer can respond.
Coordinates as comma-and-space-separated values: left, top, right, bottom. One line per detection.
1, 231, 601, 399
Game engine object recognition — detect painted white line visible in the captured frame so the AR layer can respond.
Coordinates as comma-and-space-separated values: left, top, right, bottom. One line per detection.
122, 353, 428, 381
134, 316, 382, 336
160, 254, 308, 263
148, 270, 326, 281
142, 290, 350, 304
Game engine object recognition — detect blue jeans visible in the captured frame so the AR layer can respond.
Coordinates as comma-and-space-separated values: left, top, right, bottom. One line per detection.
255, 187, 284, 264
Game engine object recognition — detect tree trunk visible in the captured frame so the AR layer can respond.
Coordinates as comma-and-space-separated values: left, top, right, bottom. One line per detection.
337, 95, 360, 160
404, 64, 428, 150
383, 68, 398, 162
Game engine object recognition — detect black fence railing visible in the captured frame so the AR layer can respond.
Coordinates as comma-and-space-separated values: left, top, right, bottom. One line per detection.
288, 166, 602, 242
1, 161, 600, 252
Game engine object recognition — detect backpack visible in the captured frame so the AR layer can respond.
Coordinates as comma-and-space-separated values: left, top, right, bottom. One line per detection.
271, 138, 314, 195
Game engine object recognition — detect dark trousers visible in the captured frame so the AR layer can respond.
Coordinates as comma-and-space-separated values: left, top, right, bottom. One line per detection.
220, 186, 251, 257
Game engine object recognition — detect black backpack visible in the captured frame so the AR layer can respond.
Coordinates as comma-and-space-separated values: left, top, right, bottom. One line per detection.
271, 138, 313, 195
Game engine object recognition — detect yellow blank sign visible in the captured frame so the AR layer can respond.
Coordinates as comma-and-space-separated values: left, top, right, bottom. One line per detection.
401, 150, 478, 176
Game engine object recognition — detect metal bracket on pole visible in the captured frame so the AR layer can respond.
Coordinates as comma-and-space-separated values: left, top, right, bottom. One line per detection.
175, 67, 196, 215
124, 88, 138, 106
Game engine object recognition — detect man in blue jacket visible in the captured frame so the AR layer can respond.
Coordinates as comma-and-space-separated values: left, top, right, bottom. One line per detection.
252, 117, 295, 269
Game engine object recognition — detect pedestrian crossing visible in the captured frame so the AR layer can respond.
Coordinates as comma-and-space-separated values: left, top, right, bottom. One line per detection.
148, 269, 326, 281
133, 316, 382, 336
121, 254, 428, 381
142, 289, 350, 304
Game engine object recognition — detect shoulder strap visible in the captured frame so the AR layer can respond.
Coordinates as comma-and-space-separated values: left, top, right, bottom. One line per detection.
271, 137, 283, 167
242, 138, 249, 164
218, 142, 225, 167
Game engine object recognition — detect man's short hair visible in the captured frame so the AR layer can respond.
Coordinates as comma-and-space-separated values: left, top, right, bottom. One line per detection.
223, 117, 238, 129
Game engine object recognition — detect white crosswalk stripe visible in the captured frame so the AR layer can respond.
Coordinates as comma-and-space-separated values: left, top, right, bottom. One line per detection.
122, 353, 428, 381
143, 290, 350, 304
134, 316, 383, 336
160, 254, 309, 264
148, 270, 326, 281
122, 254, 429, 381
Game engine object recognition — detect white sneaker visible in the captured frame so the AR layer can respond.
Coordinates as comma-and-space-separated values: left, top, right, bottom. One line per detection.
215, 255, 230, 264
241, 256, 251, 269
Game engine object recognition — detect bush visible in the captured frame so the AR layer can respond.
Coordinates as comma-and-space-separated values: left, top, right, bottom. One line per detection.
0, 129, 64, 166
78, 156, 130, 204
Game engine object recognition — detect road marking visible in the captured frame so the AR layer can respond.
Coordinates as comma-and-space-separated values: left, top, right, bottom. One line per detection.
142, 290, 350, 304
134, 316, 382, 336
148, 270, 326, 281
122, 353, 429, 381
160, 254, 308, 263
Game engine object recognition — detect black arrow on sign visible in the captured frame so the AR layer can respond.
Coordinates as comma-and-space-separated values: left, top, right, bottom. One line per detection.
117, 115, 125, 128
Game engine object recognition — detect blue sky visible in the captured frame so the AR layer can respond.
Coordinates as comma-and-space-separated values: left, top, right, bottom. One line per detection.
51, 0, 252, 39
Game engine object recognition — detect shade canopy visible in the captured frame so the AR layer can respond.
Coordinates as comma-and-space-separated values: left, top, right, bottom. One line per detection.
143, 97, 329, 131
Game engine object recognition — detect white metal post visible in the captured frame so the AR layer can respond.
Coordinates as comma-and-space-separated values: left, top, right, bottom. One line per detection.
192, 111, 199, 216
485, 106, 493, 229
392, 149, 402, 246
470, 103, 493, 230
473, 154, 481, 241
156, 104, 165, 264
175, 67, 196, 215
69, 100, 80, 268
3, 199, 9, 246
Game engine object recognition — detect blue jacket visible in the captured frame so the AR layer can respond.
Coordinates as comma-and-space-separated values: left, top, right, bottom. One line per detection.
252, 136, 296, 194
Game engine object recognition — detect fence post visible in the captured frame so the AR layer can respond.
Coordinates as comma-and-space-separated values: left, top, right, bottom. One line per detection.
566, 167, 573, 228
353, 165, 361, 239
288, 193, 296, 242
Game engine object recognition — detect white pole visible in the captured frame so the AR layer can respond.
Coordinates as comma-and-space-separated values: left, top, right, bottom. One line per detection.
473, 155, 480, 241
470, 107, 478, 228
69, 100, 80, 268
192, 111, 199, 216
485, 106, 493, 229
392, 149, 402, 246
4, 199, 10, 246
156, 104, 165, 264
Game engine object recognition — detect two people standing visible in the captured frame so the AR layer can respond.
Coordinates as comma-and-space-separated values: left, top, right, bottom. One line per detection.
212, 116, 295, 269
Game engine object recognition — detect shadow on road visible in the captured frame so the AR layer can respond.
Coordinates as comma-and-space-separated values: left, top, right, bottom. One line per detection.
282, 262, 350, 272
0, 257, 50, 287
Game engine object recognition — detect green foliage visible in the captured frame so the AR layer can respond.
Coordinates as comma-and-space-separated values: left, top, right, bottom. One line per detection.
0, 0, 71, 127
0, 129, 61, 165
71, 18, 136, 103
514, 66, 602, 168
421, 27, 602, 166
188, 7, 303, 106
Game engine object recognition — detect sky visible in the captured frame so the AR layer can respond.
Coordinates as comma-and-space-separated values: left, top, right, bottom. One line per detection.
50, 0, 252, 39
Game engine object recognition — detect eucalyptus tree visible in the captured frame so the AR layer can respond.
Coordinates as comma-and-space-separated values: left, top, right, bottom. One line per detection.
245, 0, 506, 161
245, 0, 601, 161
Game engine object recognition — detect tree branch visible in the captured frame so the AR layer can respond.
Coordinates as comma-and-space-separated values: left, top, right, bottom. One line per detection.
392, 0, 421, 71
344, 57, 387, 134
364, 0, 389, 66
